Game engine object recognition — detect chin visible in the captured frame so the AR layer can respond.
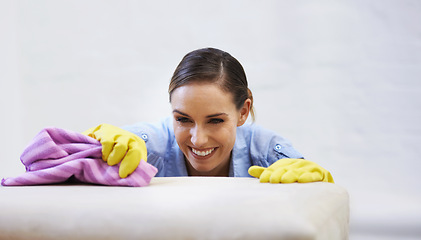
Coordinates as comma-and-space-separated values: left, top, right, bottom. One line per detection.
191, 164, 215, 173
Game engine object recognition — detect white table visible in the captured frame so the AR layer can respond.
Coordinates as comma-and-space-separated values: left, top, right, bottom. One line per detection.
0, 177, 349, 240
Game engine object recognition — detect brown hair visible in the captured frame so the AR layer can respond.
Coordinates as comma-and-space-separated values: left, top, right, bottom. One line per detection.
168, 47, 255, 121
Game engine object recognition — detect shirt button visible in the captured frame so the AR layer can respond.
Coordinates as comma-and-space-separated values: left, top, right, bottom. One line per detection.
140, 133, 148, 142
274, 144, 282, 153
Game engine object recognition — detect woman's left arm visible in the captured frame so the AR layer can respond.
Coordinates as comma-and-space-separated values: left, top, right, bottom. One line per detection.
247, 125, 334, 183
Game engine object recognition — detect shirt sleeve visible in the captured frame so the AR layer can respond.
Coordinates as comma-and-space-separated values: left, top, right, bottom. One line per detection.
247, 124, 304, 168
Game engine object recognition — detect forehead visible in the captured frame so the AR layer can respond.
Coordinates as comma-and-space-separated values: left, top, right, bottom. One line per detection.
170, 83, 236, 113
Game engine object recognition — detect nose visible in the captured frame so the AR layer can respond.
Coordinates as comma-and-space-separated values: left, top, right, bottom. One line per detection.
190, 125, 208, 147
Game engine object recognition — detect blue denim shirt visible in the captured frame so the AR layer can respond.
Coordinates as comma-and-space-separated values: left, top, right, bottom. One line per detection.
123, 117, 303, 177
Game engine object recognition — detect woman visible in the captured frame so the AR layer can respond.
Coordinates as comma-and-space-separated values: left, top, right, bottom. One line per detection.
85, 48, 333, 183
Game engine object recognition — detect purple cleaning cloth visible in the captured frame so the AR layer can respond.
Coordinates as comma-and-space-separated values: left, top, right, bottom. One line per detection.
1, 127, 157, 187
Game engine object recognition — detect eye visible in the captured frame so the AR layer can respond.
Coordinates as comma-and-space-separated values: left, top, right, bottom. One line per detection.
209, 118, 224, 124
176, 117, 192, 123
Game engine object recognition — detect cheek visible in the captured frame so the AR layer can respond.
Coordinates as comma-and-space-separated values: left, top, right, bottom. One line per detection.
173, 126, 188, 145
215, 125, 237, 149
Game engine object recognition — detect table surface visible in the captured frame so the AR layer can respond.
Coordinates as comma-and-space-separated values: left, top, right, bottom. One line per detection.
0, 177, 349, 240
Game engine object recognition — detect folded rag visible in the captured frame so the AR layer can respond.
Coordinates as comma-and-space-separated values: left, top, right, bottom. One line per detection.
1, 127, 158, 187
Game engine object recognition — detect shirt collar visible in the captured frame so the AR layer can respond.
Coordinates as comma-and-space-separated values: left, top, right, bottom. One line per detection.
229, 126, 251, 177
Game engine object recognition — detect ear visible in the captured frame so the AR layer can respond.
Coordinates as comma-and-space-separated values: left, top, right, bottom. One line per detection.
237, 99, 251, 127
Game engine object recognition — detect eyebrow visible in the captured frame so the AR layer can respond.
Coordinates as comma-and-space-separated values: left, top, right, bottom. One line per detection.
172, 110, 228, 118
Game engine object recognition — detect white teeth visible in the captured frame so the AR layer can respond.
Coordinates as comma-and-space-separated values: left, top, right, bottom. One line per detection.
192, 148, 215, 157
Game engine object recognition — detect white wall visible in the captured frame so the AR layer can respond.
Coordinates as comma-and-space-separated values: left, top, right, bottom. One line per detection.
1, 0, 420, 239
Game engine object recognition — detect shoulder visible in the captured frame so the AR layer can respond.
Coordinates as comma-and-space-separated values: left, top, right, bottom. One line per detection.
122, 117, 173, 140
122, 117, 175, 153
237, 123, 304, 167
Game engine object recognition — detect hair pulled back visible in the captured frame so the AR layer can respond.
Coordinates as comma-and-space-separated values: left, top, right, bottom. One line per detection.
169, 47, 255, 120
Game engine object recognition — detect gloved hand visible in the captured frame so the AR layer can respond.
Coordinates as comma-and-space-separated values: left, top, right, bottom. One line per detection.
83, 124, 147, 178
248, 158, 334, 183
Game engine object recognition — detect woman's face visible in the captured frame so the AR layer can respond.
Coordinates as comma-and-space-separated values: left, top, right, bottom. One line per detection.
170, 82, 250, 176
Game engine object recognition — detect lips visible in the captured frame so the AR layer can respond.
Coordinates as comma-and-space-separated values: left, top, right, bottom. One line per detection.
191, 147, 215, 157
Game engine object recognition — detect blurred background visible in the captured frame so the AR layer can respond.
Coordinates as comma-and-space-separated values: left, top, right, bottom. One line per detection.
1, 0, 420, 239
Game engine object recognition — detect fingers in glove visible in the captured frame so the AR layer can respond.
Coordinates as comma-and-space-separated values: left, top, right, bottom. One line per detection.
101, 138, 115, 163
248, 166, 265, 178
298, 171, 322, 183
268, 168, 287, 183
280, 169, 300, 183
107, 136, 130, 166
324, 172, 335, 183
119, 140, 142, 178
259, 169, 273, 183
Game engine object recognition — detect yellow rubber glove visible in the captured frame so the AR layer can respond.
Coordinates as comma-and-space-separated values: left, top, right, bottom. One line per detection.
83, 124, 147, 178
248, 158, 334, 183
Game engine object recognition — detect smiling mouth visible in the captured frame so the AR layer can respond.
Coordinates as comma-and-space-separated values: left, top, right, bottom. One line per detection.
191, 148, 215, 157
